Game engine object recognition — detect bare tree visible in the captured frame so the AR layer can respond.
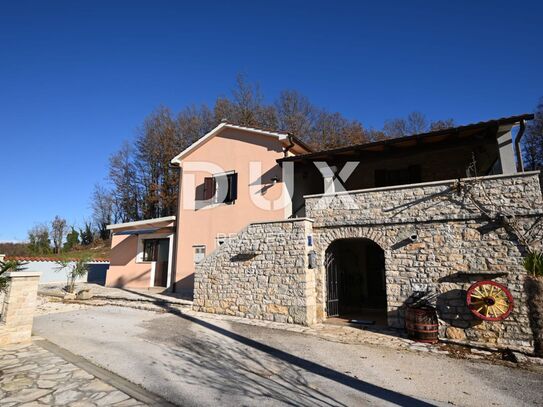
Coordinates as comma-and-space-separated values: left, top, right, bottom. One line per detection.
50, 216, 67, 254
231, 74, 263, 126
383, 117, 408, 138
310, 111, 370, 149
523, 98, 543, 170
103, 74, 461, 223
109, 142, 140, 222
405, 111, 428, 135
430, 118, 455, 131
178, 105, 215, 148
136, 106, 195, 219
92, 184, 114, 240
276, 90, 316, 138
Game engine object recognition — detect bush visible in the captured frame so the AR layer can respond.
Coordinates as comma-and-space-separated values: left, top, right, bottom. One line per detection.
524, 251, 543, 277
55, 258, 90, 293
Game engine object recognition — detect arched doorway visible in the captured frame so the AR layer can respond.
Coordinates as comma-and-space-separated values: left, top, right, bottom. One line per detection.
326, 238, 387, 325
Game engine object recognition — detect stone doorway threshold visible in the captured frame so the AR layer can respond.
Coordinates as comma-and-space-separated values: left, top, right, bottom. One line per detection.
325, 308, 388, 328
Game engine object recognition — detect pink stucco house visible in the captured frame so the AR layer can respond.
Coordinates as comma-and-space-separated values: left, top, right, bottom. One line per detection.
105, 122, 311, 295
105, 114, 543, 352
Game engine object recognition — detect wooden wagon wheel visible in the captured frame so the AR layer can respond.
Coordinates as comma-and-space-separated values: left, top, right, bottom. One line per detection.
466, 280, 513, 321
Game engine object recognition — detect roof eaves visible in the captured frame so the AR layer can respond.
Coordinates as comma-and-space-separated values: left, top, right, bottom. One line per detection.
277, 113, 534, 163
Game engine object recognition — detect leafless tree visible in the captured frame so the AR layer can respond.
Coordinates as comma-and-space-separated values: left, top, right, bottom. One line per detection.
50, 216, 67, 254
523, 98, 543, 170
383, 117, 408, 138
275, 90, 316, 137
103, 75, 458, 222
430, 118, 455, 131
109, 141, 140, 222
405, 111, 428, 135
91, 184, 114, 240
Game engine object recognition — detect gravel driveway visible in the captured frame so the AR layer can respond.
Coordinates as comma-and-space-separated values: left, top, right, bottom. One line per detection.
34, 306, 543, 407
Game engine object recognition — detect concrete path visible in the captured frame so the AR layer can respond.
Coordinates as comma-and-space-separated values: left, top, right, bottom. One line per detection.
34, 305, 543, 407
0, 341, 166, 406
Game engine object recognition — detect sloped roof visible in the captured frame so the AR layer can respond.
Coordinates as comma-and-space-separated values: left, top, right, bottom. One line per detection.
170, 122, 312, 164
278, 113, 534, 162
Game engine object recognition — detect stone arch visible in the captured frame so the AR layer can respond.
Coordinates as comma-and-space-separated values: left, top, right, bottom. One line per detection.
312, 225, 394, 323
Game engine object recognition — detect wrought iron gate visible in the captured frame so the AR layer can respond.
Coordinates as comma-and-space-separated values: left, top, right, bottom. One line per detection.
326, 250, 339, 317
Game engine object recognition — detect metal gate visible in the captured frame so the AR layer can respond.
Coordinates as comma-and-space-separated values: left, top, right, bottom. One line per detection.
326, 250, 339, 317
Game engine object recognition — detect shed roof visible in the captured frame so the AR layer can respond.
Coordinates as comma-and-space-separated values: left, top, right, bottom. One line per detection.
278, 113, 533, 163
106, 216, 176, 232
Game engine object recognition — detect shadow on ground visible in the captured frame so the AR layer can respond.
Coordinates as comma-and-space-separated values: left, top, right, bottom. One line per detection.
124, 288, 433, 407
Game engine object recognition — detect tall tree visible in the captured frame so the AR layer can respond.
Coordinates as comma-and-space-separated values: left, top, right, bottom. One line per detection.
136, 107, 180, 219
50, 216, 67, 254
92, 184, 114, 240
102, 75, 458, 223
109, 142, 140, 222
28, 224, 51, 255
63, 227, 80, 251
523, 98, 543, 170
80, 222, 94, 246
430, 118, 455, 131
383, 112, 454, 138
275, 90, 316, 139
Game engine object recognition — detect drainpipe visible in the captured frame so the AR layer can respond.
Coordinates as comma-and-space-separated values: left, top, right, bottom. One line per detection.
283, 135, 295, 157
514, 119, 526, 172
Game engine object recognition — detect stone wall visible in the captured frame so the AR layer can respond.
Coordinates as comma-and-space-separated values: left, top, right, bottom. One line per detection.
193, 219, 316, 325
0, 271, 41, 346
306, 171, 543, 351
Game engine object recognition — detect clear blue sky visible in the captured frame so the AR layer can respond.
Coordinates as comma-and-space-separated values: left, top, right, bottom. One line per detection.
1, 1, 542, 242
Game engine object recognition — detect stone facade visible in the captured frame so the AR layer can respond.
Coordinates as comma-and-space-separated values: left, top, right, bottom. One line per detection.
0, 271, 41, 346
193, 219, 316, 325
306, 171, 543, 351
193, 171, 543, 351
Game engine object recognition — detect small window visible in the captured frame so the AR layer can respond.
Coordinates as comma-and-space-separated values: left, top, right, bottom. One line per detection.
202, 172, 238, 204
193, 245, 206, 264
143, 239, 159, 261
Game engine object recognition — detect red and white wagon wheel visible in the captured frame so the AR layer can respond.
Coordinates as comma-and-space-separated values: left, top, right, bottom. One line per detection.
466, 280, 514, 321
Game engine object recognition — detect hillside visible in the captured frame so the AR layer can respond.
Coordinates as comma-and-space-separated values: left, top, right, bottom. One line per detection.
0, 240, 111, 260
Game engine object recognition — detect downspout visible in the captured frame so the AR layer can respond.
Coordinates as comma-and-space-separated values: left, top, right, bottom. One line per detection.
283, 134, 295, 157
514, 119, 526, 172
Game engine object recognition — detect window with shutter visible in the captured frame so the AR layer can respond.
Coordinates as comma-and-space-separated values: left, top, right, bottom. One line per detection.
203, 177, 216, 201
225, 173, 238, 203
200, 172, 238, 204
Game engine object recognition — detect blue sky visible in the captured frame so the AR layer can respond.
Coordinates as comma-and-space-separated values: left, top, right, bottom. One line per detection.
1, 1, 542, 242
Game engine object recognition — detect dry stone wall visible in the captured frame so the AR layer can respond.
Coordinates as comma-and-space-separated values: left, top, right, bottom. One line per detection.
193, 219, 316, 325
306, 172, 543, 351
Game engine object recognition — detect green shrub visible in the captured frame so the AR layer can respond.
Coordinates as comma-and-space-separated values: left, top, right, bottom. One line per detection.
0, 260, 27, 293
524, 251, 543, 277
55, 258, 90, 293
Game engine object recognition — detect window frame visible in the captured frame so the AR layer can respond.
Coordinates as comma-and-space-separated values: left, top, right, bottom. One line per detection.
142, 239, 159, 262
193, 245, 206, 264
202, 171, 238, 204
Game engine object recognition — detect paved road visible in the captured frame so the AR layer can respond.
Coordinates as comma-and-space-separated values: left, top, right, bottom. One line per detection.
34, 306, 543, 407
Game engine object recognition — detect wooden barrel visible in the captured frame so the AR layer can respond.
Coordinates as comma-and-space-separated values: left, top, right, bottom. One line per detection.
405, 305, 439, 343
